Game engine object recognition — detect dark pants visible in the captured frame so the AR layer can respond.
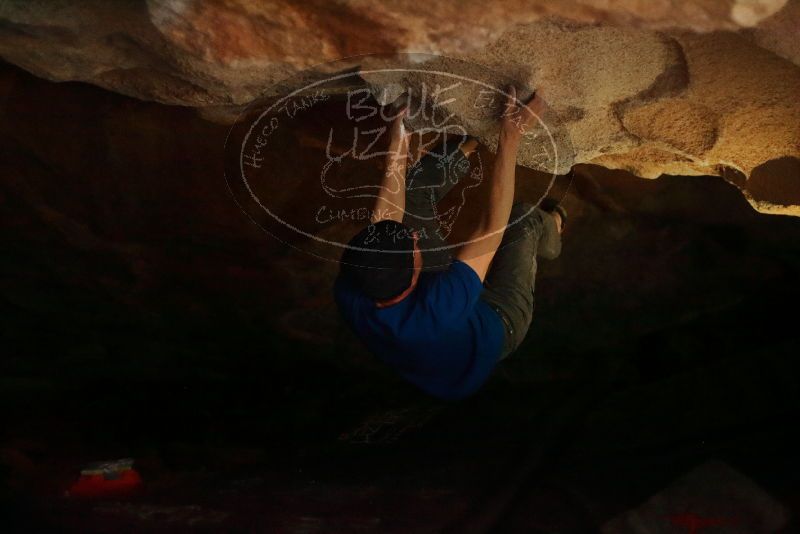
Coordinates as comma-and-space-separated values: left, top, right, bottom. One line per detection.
402, 138, 561, 360
481, 203, 560, 360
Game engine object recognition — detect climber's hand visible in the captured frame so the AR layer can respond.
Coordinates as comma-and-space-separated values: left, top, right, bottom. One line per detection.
500, 86, 541, 144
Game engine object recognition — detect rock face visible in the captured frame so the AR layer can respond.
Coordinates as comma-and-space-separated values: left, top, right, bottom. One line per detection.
1, 0, 798, 214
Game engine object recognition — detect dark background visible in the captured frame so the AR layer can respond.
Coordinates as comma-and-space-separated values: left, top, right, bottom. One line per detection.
1, 61, 799, 532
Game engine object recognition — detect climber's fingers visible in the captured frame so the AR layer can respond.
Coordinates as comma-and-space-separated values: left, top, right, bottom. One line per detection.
502, 85, 540, 136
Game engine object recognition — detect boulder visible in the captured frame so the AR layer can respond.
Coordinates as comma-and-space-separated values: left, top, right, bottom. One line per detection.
1, 0, 798, 214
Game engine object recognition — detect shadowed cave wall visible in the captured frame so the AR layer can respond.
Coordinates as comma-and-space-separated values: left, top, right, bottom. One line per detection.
1, 56, 800, 531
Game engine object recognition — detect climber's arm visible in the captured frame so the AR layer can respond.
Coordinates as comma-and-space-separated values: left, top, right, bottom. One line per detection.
455, 87, 541, 281
371, 106, 409, 224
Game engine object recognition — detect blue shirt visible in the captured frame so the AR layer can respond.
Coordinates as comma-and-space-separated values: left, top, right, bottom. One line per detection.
334, 260, 505, 400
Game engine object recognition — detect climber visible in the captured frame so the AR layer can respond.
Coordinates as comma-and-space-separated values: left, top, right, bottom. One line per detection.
334, 86, 566, 400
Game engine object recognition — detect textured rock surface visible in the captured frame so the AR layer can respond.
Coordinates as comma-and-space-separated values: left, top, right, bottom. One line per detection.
0, 0, 793, 104
602, 461, 789, 533
362, 20, 800, 214
1, 0, 798, 213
